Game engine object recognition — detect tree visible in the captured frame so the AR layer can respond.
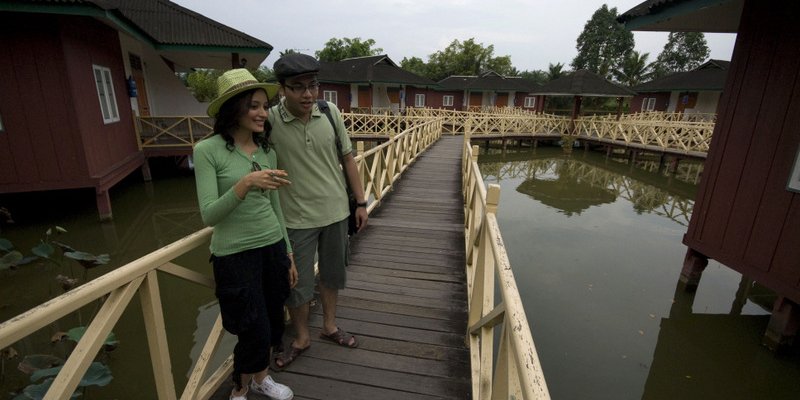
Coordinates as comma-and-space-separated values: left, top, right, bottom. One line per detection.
400, 56, 429, 78
424, 38, 515, 81
185, 66, 274, 102
185, 69, 221, 102
315, 37, 383, 62
547, 63, 566, 81
571, 5, 634, 79
612, 51, 653, 86
652, 32, 710, 77
518, 70, 549, 85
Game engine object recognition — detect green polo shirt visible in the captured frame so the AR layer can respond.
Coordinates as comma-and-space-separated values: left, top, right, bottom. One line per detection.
193, 134, 291, 256
268, 99, 352, 229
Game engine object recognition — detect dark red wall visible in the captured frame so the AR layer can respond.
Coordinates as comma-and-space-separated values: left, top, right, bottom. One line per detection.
319, 83, 350, 112
630, 92, 671, 113
0, 13, 140, 193
683, 0, 800, 303
427, 90, 462, 110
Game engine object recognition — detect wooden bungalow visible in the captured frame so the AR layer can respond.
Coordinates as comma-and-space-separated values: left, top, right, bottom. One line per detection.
620, 0, 800, 349
436, 71, 540, 111
0, 0, 272, 220
631, 59, 729, 119
317, 55, 437, 114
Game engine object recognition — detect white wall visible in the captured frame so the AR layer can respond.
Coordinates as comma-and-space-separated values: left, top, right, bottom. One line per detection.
118, 33, 206, 116
689, 91, 722, 114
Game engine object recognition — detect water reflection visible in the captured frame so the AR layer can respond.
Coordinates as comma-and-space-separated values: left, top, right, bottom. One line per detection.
480, 147, 698, 226
477, 144, 800, 400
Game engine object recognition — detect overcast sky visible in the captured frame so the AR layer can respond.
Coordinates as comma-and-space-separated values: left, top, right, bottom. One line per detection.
172, 0, 737, 72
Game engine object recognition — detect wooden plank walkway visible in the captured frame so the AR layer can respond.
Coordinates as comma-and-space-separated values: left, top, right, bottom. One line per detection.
212, 135, 469, 399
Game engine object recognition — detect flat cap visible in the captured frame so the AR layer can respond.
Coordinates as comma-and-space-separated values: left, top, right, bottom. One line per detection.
274, 53, 320, 81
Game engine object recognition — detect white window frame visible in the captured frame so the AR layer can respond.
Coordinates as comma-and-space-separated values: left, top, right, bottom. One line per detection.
524, 96, 536, 108
323, 90, 337, 105
92, 65, 120, 124
442, 95, 454, 107
414, 93, 425, 107
641, 97, 656, 112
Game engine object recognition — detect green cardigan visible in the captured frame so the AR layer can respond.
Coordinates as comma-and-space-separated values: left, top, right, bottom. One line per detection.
193, 135, 291, 256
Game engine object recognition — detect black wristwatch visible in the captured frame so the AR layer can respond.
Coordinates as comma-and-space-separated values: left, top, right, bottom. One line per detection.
356, 201, 368, 208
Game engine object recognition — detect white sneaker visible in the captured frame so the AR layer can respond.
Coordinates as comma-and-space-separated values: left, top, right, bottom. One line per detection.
229, 387, 247, 400
250, 375, 293, 400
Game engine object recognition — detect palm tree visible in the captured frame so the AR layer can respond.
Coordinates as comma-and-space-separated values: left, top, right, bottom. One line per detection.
613, 51, 654, 87
547, 63, 565, 81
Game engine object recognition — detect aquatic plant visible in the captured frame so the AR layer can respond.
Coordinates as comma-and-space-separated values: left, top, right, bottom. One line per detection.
1, 222, 117, 398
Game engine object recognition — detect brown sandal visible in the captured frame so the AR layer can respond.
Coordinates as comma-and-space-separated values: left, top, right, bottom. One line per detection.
273, 344, 309, 371
320, 328, 358, 348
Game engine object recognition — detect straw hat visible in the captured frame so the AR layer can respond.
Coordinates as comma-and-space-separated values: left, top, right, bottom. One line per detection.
206, 69, 279, 117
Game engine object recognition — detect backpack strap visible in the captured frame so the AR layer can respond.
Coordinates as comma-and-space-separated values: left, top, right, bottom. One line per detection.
317, 99, 344, 158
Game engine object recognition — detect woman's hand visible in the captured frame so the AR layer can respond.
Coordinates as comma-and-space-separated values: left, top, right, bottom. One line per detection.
249, 169, 291, 191
287, 253, 298, 288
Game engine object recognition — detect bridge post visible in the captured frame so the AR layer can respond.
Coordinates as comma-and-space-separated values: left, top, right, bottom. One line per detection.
486, 184, 500, 214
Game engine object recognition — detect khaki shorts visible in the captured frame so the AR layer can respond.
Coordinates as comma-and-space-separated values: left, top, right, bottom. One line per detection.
285, 218, 348, 308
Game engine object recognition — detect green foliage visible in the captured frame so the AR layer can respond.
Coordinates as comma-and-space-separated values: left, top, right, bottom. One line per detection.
518, 70, 549, 85
14, 361, 112, 399
279, 48, 298, 57
652, 32, 710, 78
185, 69, 222, 102
185, 66, 276, 102
65, 327, 119, 350
400, 56, 429, 78
250, 65, 275, 83
572, 5, 634, 79
612, 51, 654, 86
547, 63, 567, 81
422, 38, 515, 81
315, 37, 383, 62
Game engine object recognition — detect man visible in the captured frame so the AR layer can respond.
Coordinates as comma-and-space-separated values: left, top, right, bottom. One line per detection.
268, 53, 368, 370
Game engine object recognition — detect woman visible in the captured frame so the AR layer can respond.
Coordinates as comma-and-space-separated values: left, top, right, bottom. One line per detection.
193, 69, 297, 400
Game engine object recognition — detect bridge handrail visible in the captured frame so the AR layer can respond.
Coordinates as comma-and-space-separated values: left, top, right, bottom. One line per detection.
462, 133, 551, 399
0, 117, 442, 399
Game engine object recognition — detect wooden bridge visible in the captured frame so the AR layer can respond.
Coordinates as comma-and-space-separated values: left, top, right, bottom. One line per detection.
0, 118, 549, 399
134, 108, 715, 161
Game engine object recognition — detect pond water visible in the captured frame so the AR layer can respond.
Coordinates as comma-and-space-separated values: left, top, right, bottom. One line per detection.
477, 144, 800, 400
1, 145, 799, 399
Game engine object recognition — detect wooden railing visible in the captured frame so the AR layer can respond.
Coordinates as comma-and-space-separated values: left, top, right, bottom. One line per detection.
461, 133, 551, 399
406, 108, 570, 136
0, 117, 442, 399
135, 109, 715, 157
135, 116, 214, 149
573, 113, 714, 155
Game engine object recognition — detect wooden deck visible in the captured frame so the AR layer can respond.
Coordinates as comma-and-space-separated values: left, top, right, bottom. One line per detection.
211, 136, 470, 399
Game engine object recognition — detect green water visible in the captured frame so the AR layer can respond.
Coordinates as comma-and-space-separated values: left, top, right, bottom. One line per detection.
1, 147, 799, 399
478, 144, 800, 400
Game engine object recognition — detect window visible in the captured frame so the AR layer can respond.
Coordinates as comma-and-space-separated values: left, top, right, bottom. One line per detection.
641, 97, 656, 112
443, 95, 454, 107
524, 97, 536, 108
93, 65, 120, 124
323, 90, 337, 105
415, 93, 425, 107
